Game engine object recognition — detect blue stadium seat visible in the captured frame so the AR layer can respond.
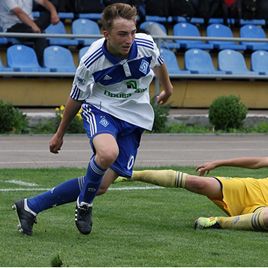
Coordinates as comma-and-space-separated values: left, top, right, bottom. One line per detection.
160, 48, 189, 75
207, 24, 246, 50
43, 46, 76, 72
184, 48, 222, 74
240, 25, 268, 50
78, 13, 102, 20
188, 17, 205, 24
240, 19, 266, 26
58, 12, 74, 20
218, 49, 257, 75
72, 18, 100, 46
251, 50, 268, 75
145, 15, 172, 23
173, 22, 213, 50
0, 37, 8, 45
7, 44, 49, 72
78, 46, 90, 61
45, 21, 78, 46
208, 18, 235, 25
208, 18, 224, 24
34, 11, 74, 20
173, 16, 205, 25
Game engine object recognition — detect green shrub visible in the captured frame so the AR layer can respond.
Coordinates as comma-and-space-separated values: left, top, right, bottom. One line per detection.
0, 100, 27, 133
209, 95, 247, 131
151, 100, 170, 133
55, 105, 84, 134
166, 123, 211, 133
31, 118, 57, 134
251, 121, 268, 133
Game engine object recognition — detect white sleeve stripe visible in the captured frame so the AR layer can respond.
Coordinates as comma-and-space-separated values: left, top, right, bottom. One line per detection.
70, 85, 80, 100
82, 107, 97, 136
136, 42, 154, 50
84, 48, 103, 68
84, 47, 102, 63
135, 37, 154, 46
158, 56, 164, 64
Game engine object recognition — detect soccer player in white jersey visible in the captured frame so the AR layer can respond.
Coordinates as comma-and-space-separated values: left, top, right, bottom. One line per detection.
13, 3, 173, 236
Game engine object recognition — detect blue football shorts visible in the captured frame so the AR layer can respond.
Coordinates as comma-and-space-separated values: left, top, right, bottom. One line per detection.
81, 103, 144, 177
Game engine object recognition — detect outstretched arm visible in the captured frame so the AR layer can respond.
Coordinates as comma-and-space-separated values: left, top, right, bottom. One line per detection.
49, 97, 82, 154
196, 157, 268, 176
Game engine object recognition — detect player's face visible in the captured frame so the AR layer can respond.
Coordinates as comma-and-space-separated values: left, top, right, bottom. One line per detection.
104, 18, 136, 57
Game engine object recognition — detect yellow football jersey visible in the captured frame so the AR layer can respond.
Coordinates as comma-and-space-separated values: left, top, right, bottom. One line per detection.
209, 177, 268, 216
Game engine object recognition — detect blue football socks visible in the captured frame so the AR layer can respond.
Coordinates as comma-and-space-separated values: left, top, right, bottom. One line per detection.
78, 157, 106, 205
27, 177, 84, 214
26, 158, 106, 214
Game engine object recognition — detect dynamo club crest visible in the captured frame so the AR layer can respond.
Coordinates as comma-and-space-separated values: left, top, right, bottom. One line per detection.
139, 59, 149, 75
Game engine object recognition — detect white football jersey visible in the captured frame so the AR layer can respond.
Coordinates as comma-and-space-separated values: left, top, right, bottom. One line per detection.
70, 33, 164, 130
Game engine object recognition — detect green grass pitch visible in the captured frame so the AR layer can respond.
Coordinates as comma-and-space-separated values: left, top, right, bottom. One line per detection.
1, 167, 268, 266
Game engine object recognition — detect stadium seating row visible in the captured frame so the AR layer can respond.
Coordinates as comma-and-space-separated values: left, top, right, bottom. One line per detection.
1, 44, 268, 78
0, 19, 100, 48
160, 48, 268, 76
32, 11, 268, 27
2, 18, 267, 53
141, 21, 268, 51
3, 18, 267, 51
1, 45, 76, 73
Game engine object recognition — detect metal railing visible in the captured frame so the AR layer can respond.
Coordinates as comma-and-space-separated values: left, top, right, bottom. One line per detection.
1, 32, 268, 84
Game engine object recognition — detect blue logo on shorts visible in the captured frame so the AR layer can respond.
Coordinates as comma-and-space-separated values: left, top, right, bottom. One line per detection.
100, 116, 109, 127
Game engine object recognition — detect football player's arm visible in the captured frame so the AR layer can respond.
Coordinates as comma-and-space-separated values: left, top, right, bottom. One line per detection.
49, 97, 82, 154
196, 157, 268, 176
11, 7, 41, 32
153, 64, 173, 104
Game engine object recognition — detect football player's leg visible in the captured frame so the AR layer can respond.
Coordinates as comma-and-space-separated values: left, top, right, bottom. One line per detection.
13, 176, 84, 235
196, 207, 268, 231
97, 168, 119, 195
131, 170, 222, 199
219, 207, 268, 231
79, 105, 119, 206
75, 134, 118, 235
78, 133, 118, 206
110, 126, 143, 181
131, 170, 183, 187
26, 176, 84, 214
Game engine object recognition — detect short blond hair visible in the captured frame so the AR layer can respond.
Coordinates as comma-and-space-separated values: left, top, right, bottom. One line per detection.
101, 3, 137, 31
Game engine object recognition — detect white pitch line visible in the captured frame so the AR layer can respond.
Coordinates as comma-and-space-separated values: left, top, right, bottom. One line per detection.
1, 179, 38, 187
0, 185, 162, 192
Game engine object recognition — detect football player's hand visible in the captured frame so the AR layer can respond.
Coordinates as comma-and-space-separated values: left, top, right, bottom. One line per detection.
156, 90, 172, 105
49, 134, 63, 154
196, 161, 217, 176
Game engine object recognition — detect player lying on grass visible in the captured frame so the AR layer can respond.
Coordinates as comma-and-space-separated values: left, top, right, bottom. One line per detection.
119, 156, 268, 231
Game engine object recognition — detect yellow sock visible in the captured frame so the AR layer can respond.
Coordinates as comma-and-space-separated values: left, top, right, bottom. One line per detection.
131, 170, 188, 188
217, 208, 268, 231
